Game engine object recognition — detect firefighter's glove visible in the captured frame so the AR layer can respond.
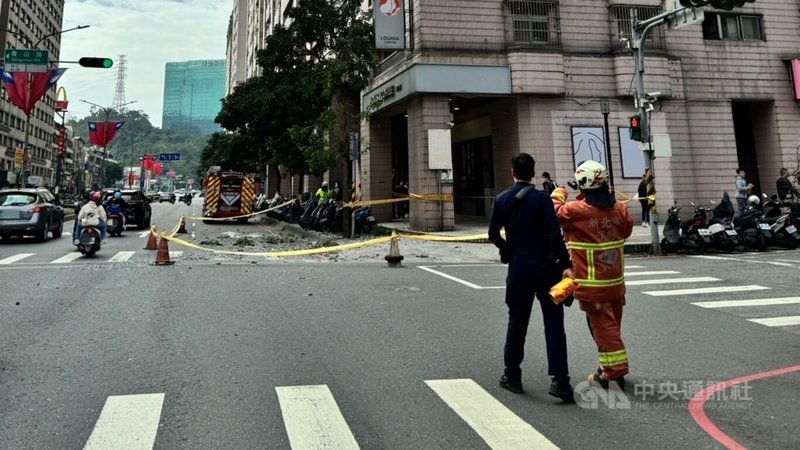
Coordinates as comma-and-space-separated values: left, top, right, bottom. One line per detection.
551, 187, 568, 204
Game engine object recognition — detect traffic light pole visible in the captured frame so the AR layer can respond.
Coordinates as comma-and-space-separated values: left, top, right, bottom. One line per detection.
630, 7, 676, 256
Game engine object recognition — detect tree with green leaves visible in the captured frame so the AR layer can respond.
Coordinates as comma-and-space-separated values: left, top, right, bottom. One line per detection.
214, 0, 375, 195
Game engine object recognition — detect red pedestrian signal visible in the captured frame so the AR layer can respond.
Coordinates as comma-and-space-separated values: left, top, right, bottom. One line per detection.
629, 114, 643, 142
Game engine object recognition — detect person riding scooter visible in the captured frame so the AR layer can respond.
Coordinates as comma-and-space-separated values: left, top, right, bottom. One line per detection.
105, 190, 128, 234
74, 191, 108, 245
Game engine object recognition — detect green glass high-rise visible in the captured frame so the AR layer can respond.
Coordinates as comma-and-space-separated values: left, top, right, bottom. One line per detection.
162, 60, 227, 134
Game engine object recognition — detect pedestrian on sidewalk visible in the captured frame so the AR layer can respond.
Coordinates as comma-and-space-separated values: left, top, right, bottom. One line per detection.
638, 173, 649, 227
488, 153, 575, 403
542, 172, 557, 195
735, 169, 754, 213
551, 160, 633, 390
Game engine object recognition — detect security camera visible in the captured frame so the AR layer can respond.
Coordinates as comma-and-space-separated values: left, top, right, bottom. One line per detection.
645, 92, 662, 99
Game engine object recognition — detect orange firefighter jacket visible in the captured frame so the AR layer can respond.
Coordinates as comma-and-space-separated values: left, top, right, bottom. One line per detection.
551, 187, 634, 303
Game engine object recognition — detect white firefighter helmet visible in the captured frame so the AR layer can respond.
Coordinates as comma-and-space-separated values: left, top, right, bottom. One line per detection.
748, 194, 760, 206
574, 160, 609, 190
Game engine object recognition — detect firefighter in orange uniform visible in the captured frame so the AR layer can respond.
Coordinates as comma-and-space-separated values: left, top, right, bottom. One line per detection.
551, 161, 634, 388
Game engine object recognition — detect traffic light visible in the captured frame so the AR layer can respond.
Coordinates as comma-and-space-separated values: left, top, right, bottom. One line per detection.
707, 0, 755, 10
629, 114, 643, 142
78, 57, 113, 68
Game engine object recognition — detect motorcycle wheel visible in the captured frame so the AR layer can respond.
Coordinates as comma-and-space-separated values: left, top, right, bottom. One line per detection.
754, 233, 768, 252
660, 238, 672, 254
686, 235, 705, 254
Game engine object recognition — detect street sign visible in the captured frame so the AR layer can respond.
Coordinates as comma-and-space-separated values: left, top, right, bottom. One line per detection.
4, 49, 49, 72
158, 153, 181, 161
5, 49, 48, 64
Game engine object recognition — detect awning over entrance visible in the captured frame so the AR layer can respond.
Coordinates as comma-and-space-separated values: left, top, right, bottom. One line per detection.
363, 64, 512, 113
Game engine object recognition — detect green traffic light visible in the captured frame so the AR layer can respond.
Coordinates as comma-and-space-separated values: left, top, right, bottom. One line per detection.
78, 57, 114, 68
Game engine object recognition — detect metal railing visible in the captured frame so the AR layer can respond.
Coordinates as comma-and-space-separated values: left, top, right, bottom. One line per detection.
503, 0, 561, 49
611, 5, 666, 51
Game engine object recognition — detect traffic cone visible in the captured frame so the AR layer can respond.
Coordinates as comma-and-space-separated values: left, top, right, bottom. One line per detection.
153, 235, 175, 266
384, 231, 404, 267
144, 226, 158, 250
177, 216, 188, 234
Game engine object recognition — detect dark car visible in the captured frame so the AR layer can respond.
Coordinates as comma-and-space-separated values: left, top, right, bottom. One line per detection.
102, 189, 152, 229
0, 187, 65, 242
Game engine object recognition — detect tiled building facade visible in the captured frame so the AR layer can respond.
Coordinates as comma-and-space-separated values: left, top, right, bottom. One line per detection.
361, 0, 800, 231
0, 0, 65, 187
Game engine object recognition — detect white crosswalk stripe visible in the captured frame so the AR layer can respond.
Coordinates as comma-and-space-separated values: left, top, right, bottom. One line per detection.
83, 393, 164, 450
276, 385, 360, 450
643, 285, 769, 297
426, 379, 559, 450
51, 253, 84, 264
626, 277, 719, 286
108, 251, 136, 262
0, 253, 35, 265
629, 264, 797, 332
692, 297, 800, 308
138, 231, 151, 238
626, 270, 680, 277
748, 316, 800, 327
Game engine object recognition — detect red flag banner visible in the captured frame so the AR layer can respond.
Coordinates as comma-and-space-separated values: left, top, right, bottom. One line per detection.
88, 121, 125, 148
0, 68, 67, 116
153, 163, 163, 176
141, 154, 155, 170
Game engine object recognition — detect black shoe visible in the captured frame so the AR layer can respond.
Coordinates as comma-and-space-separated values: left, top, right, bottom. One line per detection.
548, 377, 575, 403
499, 375, 524, 394
589, 367, 625, 390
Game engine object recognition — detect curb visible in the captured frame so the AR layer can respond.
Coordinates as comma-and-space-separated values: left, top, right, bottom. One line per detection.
624, 243, 652, 255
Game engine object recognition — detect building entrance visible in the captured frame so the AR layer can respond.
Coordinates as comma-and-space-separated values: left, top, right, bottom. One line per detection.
453, 136, 494, 216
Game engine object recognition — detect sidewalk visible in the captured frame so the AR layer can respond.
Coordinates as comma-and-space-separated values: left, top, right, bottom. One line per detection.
380, 216, 662, 254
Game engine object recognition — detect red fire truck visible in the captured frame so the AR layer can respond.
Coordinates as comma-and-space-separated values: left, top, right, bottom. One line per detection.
202, 166, 259, 223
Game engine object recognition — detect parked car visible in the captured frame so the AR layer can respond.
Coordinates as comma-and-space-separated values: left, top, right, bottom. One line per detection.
0, 187, 65, 242
102, 189, 152, 229
159, 191, 176, 203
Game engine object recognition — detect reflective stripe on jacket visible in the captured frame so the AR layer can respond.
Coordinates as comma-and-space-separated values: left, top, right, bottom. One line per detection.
551, 187, 633, 302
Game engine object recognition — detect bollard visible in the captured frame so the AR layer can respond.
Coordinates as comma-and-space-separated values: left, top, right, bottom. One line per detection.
153, 235, 175, 266
144, 225, 158, 250
384, 231, 404, 267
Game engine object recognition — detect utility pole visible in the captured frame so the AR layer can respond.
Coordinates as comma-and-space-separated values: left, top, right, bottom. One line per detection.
629, 1, 758, 255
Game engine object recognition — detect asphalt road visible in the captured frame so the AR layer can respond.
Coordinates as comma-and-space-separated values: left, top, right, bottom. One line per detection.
0, 203, 798, 449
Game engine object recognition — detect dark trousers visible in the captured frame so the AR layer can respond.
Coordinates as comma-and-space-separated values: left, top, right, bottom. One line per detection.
639, 199, 649, 223
503, 256, 569, 381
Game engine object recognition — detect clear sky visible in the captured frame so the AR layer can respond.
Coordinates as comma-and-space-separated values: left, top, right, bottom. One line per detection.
59, 0, 231, 128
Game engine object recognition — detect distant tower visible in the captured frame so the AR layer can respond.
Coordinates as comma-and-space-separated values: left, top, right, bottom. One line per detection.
112, 54, 128, 112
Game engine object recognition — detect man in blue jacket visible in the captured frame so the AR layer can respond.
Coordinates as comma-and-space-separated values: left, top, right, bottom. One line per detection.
488, 153, 574, 403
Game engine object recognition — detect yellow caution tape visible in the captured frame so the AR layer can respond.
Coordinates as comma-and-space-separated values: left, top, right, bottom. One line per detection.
185, 198, 298, 222
399, 232, 490, 242
159, 232, 392, 257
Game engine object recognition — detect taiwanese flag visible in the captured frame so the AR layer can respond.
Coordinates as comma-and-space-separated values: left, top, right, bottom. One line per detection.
141, 154, 155, 170
153, 163, 163, 176
88, 121, 125, 148
0, 68, 67, 116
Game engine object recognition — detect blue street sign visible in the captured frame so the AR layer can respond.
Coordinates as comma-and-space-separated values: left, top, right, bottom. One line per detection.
158, 153, 181, 161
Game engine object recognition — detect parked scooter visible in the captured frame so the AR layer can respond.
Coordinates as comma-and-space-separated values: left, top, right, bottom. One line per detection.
661, 201, 705, 254
761, 194, 800, 249
733, 195, 770, 252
